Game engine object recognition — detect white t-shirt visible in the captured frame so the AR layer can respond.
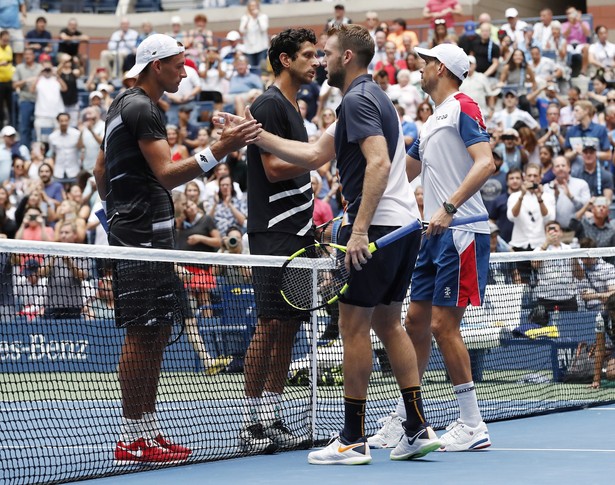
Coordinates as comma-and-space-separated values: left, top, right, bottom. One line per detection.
48, 127, 82, 178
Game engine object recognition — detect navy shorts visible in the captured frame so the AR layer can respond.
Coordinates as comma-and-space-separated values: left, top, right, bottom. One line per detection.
113, 260, 184, 328
411, 230, 489, 307
336, 225, 421, 308
249, 231, 314, 321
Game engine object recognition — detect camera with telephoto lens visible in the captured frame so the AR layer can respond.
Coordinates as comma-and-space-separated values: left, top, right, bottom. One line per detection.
227, 236, 239, 248
531, 183, 539, 190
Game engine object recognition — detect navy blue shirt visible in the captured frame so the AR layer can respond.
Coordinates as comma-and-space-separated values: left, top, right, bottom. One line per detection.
334, 74, 399, 222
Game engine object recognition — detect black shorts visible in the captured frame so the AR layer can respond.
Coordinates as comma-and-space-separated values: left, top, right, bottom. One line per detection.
249, 231, 314, 321
337, 225, 421, 308
113, 260, 184, 328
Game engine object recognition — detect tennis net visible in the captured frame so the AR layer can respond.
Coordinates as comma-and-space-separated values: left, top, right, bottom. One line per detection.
1, 240, 614, 484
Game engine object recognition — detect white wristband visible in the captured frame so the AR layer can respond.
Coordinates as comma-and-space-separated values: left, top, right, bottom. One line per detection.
195, 147, 220, 173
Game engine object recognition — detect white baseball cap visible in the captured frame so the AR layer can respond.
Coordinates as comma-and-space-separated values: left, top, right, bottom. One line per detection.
505, 8, 519, 18
414, 44, 470, 81
125, 33, 185, 79
226, 30, 241, 42
0, 125, 16, 137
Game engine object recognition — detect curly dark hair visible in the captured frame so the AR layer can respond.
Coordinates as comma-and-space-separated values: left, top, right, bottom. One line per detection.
268, 28, 317, 76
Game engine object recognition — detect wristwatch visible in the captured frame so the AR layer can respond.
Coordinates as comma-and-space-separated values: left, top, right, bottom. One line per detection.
443, 201, 457, 214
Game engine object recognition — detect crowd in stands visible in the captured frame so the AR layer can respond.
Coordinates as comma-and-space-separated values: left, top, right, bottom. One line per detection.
0, 3, 614, 328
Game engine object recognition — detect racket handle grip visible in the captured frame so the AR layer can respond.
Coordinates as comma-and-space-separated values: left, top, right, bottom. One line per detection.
373, 219, 422, 249
95, 209, 109, 233
450, 214, 489, 227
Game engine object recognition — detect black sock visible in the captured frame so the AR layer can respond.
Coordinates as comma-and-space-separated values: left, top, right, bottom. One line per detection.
341, 396, 366, 442
401, 386, 426, 433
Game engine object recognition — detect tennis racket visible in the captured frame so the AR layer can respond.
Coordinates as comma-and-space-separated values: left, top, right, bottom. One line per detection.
280, 214, 488, 311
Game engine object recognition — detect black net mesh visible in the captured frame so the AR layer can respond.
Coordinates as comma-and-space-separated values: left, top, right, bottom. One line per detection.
1, 242, 614, 484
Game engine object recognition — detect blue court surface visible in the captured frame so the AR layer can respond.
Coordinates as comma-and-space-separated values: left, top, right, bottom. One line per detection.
82, 405, 615, 485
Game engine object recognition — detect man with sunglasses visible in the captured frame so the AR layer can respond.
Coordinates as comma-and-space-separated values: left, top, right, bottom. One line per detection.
93, 33, 260, 465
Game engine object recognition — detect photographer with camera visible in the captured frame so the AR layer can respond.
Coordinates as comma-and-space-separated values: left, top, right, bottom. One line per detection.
507, 162, 555, 259
15, 206, 53, 242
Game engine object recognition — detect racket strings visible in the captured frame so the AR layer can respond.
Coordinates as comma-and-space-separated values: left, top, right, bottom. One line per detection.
280, 245, 349, 310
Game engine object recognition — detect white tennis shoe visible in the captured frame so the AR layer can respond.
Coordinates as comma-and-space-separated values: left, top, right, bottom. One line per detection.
438, 419, 491, 451
367, 412, 404, 449
308, 436, 371, 465
390, 424, 441, 460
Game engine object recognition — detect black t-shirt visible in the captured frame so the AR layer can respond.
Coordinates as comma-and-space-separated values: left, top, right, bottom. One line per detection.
246, 85, 313, 237
58, 28, 82, 57
175, 215, 218, 252
470, 38, 501, 75
103, 87, 174, 249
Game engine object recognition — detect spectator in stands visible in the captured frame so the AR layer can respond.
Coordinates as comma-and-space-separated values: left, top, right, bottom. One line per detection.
48, 112, 81, 183
570, 196, 615, 248
528, 85, 568, 133
538, 144, 555, 183
588, 25, 615, 80
374, 41, 403, 85
296, 80, 320, 124
518, 126, 540, 165
458, 20, 478, 55
57, 54, 81, 127
414, 101, 433, 132
497, 50, 537, 110
42, 221, 90, 319
489, 167, 522, 243
501, 8, 528, 51
25, 16, 52, 61
183, 179, 206, 211
100, 18, 138, 80
532, 220, 577, 312
542, 155, 591, 233
0, 0, 25, 65
220, 30, 243, 65
187, 13, 213, 56
204, 162, 243, 209
177, 104, 199, 151
480, 150, 506, 214
476, 12, 500, 44
166, 16, 188, 45
0, 205, 16, 239
587, 75, 611, 109
492, 89, 539, 131
66, 183, 90, 221
8, 154, 28, 203
191, 127, 211, 157
311, 171, 333, 227
498, 34, 514, 67
225, 55, 263, 116
369, 30, 387, 73
547, 21, 568, 69
83, 275, 115, 320
239, 1, 269, 70
53, 199, 86, 243
532, 8, 554, 52
460, 55, 498, 118
12, 47, 41, 148
590, 288, 615, 389
37, 162, 64, 206
575, 238, 615, 313
392, 69, 422, 121
561, 6, 591, 77
528, 45, 559, 87
77, 107, 104, 173
364, 11, 379, 40
565, 101, 612, 172
208, 174, 246, 236
161, 58, 201, 126
386, 18, 416, 55
493, 127, 528, 172
559, 86, 580, 128
469, 22, 500, 79
15, 206, 52, 241
316, 80, 342, 124
57, 18, 89, 64
198, 45, 228, 111
31, 59, 66, 143
428, 19, 455, 48
326, 4, 351, 31
297, 99, 318, 137
0, 125, 29, 184
414, 185, 424, 220
507, 163, 554, 252
14, 257, 47, 319
0, 30, 15, 129
423, 0, 462, 39
167, 124, 190, 162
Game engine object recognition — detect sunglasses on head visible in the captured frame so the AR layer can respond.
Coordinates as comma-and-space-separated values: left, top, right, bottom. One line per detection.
434, 19, 446, 25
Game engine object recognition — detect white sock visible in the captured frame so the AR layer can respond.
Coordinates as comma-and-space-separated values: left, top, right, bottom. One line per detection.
453, 382, 482, 427
243, 396, 262, 426
395, 396, 406, 419
142, 412, 160, 439
261, 391, 282, 426
121, 417, 144, 443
